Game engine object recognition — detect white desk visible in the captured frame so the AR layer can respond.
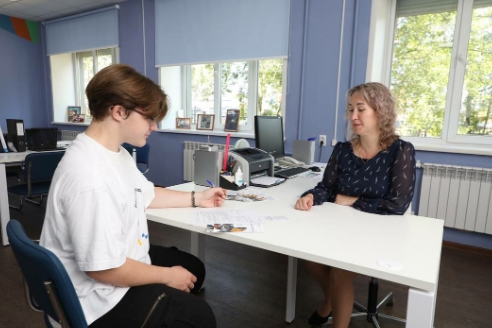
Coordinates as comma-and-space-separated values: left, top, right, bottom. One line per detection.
146, 177, 443, 328
0, 151, 35, 246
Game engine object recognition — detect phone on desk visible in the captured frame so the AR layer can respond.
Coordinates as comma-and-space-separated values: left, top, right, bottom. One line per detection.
277, 156, 304, 167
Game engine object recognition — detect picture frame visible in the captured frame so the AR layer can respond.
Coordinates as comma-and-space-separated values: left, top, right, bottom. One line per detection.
176, 117, 191, 129
197, 114, 215, 130
224, 109, 240, 132
67, 106, 82, 123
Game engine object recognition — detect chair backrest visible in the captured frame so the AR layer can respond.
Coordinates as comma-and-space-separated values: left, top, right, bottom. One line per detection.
122, 143, 150, 174
23, 151, 65, 182
7, 220, 87, 328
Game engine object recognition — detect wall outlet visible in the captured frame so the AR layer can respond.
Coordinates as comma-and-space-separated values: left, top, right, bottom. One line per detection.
319, 135, 327, 147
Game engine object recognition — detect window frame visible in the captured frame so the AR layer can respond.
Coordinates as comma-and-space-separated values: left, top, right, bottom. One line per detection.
370, 0, 492, 154
50, 47, 118, 125
173, 59, 286, 133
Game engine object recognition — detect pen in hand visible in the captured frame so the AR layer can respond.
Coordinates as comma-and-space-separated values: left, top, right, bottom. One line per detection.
206, 180, 215, 187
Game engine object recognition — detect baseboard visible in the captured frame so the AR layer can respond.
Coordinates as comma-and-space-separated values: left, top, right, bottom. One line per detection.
443, 240, 492, 257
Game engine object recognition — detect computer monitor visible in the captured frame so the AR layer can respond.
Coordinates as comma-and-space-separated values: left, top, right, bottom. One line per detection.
254, 115, 284, 159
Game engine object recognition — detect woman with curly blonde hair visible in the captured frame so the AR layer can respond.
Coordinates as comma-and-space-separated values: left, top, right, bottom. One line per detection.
295, 82, 416, 328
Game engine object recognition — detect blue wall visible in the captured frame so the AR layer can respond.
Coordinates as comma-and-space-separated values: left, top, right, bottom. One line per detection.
0, 26, 48, 132
3, 0, 492, 249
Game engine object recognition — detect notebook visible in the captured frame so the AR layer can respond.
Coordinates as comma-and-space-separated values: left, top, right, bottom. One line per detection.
25, 128, 66, 152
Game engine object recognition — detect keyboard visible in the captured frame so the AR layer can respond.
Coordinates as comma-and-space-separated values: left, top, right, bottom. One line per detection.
274, 166, 310, 179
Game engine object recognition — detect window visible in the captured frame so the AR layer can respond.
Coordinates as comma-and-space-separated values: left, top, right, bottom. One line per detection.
50, 48, 116, 123
159, 58, 285, 131
74, 49, 116, 114
387, 0, 492, 147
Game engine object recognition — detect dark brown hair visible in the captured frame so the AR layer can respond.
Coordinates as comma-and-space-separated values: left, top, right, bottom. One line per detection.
345, 82, 398, 149
86, 64, 168, 122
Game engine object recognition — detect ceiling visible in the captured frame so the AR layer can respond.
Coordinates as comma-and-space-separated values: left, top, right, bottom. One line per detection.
0, 0, 128, 22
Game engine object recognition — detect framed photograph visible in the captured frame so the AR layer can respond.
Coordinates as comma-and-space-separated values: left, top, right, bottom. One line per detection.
197, 114, 215, 130
176, 117, 191, 129
224, 109, 240, 132
67, 106, 81, 123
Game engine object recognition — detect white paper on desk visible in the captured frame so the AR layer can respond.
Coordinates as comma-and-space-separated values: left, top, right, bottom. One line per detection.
250, 176, 284, 186
226, 187, 280, 202
192, 209, 263, 225
263, 215, 289, 221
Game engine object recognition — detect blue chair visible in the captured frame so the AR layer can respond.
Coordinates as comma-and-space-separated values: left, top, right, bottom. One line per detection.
8, 151, 65, 210
122, 143, 150, 174
7, 219, 87, 328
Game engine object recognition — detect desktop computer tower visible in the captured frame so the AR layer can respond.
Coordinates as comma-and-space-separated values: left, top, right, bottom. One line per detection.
6, 119, 26, 152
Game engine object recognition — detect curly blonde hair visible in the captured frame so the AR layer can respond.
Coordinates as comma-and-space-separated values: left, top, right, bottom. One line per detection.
345, 82, 398, 150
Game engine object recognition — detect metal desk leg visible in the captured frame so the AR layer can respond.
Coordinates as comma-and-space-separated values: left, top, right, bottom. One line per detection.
285, 256, 297, 323
0, 164, 10, 246
190, 231, 205, 261
405, 288, 436, 328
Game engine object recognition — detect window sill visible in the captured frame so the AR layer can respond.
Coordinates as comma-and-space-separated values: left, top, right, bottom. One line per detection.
157, 128, 255, 139
410, 139, 492, 156
52, 121, 90, 126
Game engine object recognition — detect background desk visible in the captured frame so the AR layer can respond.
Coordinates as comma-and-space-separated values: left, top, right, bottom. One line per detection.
0, 151, 35, 246
146, 177, 444, 328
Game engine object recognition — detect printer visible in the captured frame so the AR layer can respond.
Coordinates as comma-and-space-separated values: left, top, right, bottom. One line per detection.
229, 147, 274, 183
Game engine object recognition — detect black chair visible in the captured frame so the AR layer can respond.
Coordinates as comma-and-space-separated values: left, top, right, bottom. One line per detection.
122, 143, 150, 174
8, 151, 65, 210
7, 219, 88, 328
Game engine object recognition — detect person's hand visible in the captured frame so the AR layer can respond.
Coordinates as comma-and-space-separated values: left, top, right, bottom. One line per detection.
162, 266, 197, 293
295, 194, 314, 211
335, 194, 358, 206
196, 188, 227, 207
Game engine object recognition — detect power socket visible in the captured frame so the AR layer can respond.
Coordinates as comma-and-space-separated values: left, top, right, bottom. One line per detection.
319, 135, 327, 147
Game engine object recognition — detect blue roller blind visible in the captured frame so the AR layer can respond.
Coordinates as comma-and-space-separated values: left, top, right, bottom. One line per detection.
155, 0, 290, 66
396, 0, 492, 17
44, 6, 119, 55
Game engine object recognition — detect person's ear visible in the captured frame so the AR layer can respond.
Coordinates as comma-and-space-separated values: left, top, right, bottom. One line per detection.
111, 105, 128, 122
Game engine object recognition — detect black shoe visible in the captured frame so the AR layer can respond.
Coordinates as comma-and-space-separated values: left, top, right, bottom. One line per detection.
308, 309, 331, 326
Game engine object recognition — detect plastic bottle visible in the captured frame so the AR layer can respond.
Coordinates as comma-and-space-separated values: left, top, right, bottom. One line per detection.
235, 167, 243, 185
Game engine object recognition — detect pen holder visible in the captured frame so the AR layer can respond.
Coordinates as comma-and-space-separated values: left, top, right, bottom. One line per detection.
219, 175, 246, 191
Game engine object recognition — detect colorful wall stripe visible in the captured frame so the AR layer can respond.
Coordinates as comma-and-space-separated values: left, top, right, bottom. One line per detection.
0, 14, 38, 42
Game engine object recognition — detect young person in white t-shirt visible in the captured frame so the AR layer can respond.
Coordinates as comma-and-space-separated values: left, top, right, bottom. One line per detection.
40, 64, 226, 328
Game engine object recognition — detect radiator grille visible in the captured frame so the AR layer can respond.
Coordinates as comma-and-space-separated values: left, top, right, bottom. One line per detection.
183, 141, 225, 181
60, 130, 81, 141
418, 163, 492, 234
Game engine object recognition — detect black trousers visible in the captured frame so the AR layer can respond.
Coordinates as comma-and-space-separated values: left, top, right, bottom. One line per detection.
89, 245, 216, 328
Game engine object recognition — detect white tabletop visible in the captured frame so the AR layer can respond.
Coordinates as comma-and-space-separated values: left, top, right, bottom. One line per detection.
0, 151, 33, 164
146, 175, 443, 292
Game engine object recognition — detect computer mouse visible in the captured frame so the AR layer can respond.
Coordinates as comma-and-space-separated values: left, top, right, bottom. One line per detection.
309, 166, 321, 172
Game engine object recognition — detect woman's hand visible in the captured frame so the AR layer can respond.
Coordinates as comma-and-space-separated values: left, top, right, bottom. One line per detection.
196, 188, 227, 207
295, 194, 314, 211
335, 194, 358, 206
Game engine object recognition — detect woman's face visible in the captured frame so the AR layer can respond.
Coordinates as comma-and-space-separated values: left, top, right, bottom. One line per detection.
347, 91, 379, 137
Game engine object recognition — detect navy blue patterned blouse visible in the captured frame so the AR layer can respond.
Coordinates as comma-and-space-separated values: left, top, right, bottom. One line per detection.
303, 139, 416, 215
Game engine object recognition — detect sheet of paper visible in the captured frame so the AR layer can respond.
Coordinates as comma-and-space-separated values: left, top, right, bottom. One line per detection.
192, 209, 264, 233
226, 186, 280, 202
263, 215, 289, 221
250, 176, 284, 186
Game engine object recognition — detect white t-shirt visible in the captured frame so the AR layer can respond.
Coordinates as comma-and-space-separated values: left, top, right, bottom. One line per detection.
40, 133, 155, 325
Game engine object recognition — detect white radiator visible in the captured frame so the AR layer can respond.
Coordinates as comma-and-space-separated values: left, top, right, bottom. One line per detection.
60, 130, 81, 141
183, 141, 225, 181
418, 163, 492, 234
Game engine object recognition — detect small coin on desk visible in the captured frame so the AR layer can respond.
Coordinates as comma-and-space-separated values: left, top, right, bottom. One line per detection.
377, 259, 403, 271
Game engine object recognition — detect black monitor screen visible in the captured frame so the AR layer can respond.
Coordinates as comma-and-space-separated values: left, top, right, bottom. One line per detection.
254, 116, 284, 159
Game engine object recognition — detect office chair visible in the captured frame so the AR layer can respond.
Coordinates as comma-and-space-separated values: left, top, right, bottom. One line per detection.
122, 143, 150, 174
7, 219, 88, 328
8, 151, 65, 210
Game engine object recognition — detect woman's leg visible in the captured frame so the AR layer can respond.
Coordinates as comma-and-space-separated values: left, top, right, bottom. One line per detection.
305, 260, 332, 317
329, 267, 358, 328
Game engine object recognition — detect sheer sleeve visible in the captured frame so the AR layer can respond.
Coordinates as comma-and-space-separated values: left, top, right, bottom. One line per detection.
352, 140, 416, 215
301, 142, 343, 205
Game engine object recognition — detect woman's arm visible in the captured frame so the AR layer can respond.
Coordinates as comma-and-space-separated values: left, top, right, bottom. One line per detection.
353, 141, 416, 215
301, 142, 344, 205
